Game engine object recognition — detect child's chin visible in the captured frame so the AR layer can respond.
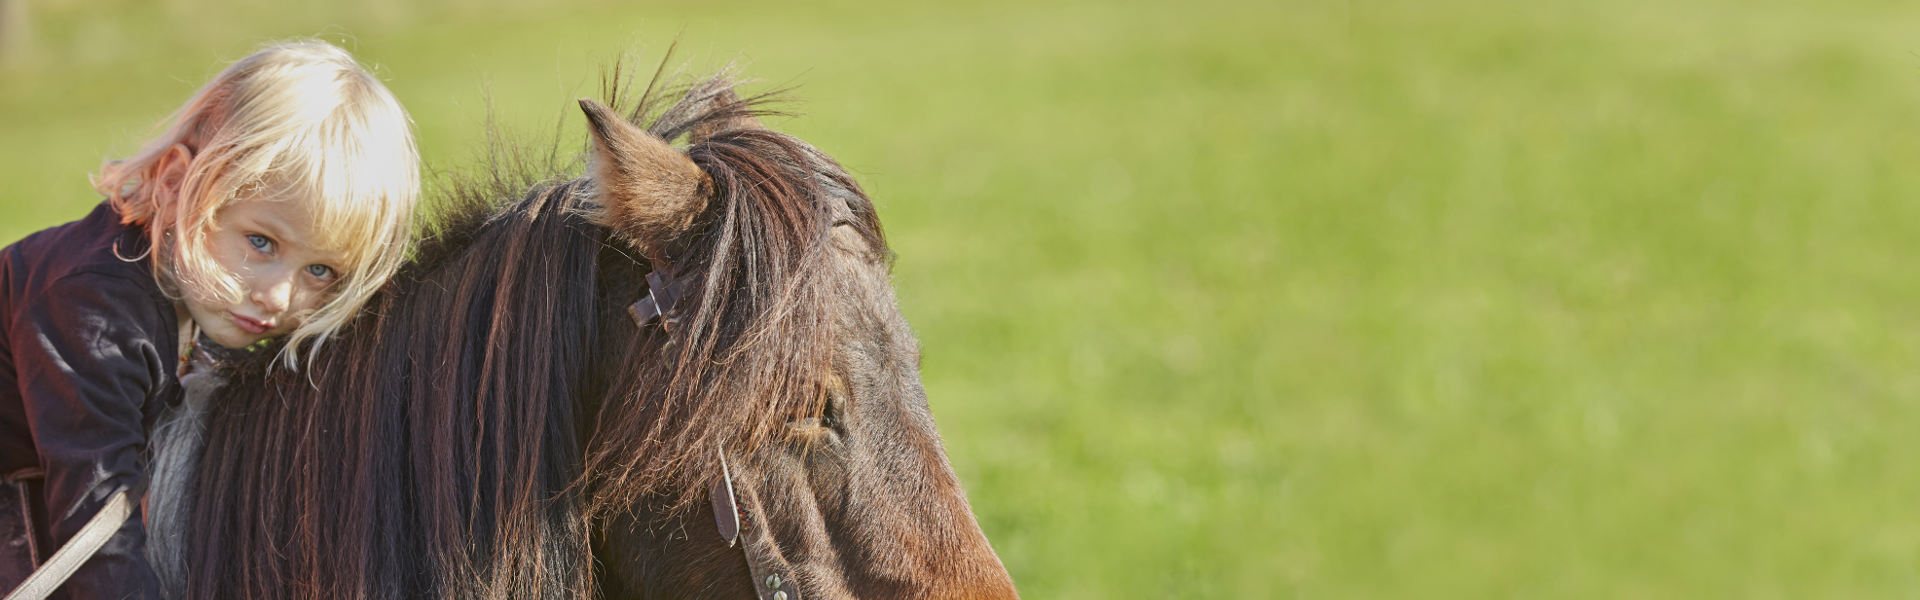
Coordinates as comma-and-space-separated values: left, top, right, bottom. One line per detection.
205, 330, 266, 350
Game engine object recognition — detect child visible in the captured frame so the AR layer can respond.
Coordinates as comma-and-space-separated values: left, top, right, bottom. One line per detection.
0, 40, 419, 598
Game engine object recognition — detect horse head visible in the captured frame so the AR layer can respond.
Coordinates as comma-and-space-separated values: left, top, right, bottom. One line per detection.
577, 78, 1020, 599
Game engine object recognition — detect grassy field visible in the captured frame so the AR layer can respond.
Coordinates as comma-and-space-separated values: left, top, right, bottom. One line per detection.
7, 0, 1920, 597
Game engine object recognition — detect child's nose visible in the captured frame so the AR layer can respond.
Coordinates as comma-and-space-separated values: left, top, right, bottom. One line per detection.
252, 273, 295, 314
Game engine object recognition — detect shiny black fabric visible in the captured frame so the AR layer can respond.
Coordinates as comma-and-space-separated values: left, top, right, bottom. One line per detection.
0, 202, 176, 599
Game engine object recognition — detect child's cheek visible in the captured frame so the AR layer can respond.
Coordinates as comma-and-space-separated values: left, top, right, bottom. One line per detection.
286, 290, 325, 324
209, 230, 252, 275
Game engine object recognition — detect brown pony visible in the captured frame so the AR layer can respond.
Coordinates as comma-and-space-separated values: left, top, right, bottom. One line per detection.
167, 66, 1019, 599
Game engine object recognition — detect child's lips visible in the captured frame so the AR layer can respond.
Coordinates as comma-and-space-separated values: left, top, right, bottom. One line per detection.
230, 312, 273, 335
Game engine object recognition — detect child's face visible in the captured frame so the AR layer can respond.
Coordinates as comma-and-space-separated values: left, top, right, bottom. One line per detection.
183, 193, 348, 349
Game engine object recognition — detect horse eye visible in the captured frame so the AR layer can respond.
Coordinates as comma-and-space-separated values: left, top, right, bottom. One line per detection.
820, 391, 842, 429
788, 393, 843, 432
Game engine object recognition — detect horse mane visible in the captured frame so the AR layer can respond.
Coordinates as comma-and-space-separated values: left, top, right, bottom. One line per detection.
580, 65, 891, 517
185, 184, 600, 599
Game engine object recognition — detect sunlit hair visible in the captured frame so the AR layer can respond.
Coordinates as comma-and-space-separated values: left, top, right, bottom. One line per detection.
93, 39, 419, 369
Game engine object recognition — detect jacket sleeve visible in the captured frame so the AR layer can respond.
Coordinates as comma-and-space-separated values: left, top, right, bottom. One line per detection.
11, 271, 168, 599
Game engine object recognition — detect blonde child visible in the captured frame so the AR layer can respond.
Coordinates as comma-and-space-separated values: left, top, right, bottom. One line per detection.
0, 40, 418, 598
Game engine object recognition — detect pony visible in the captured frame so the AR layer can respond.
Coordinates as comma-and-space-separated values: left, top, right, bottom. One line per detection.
155, 65, 1021, 599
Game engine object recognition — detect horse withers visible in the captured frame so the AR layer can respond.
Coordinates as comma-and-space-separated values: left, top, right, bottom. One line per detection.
161, 69, 1020, 599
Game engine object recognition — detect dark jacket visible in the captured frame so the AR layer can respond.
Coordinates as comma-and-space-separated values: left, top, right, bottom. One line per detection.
0, 201, 177, 599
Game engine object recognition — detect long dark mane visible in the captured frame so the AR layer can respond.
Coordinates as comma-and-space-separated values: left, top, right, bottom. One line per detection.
181, 64, 888, 599
186, 179, 600, 599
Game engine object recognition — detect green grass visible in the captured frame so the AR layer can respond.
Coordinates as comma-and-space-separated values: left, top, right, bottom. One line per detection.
8, 0, 1920, 597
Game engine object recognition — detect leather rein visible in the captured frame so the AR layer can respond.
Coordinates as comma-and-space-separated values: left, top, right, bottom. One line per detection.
626, 259, 802, 600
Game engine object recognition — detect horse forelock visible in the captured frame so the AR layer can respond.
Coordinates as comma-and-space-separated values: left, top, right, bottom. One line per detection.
582, 70, 891, 518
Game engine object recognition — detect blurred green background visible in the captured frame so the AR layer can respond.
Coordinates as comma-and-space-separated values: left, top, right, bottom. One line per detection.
7, 0, 1920, 597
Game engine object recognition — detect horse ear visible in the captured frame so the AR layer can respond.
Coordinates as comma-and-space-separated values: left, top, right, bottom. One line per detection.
688, 89, 766, 145
580, 98, 711, 253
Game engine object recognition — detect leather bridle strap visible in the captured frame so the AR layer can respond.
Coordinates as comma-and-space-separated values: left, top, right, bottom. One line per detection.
627, 267, 683, 332
628, 267, 801, 600
709, 451, 801, 600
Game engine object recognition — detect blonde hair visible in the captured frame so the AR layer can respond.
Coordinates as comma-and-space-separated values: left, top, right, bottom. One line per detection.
94, 39, 419, 369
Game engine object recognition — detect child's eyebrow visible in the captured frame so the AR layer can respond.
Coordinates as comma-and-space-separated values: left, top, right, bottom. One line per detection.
245, 212, 301, 250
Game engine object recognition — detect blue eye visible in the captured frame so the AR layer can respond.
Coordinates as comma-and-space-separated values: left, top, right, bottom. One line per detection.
305, 264, 335, 280
247, 234, 272, 252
